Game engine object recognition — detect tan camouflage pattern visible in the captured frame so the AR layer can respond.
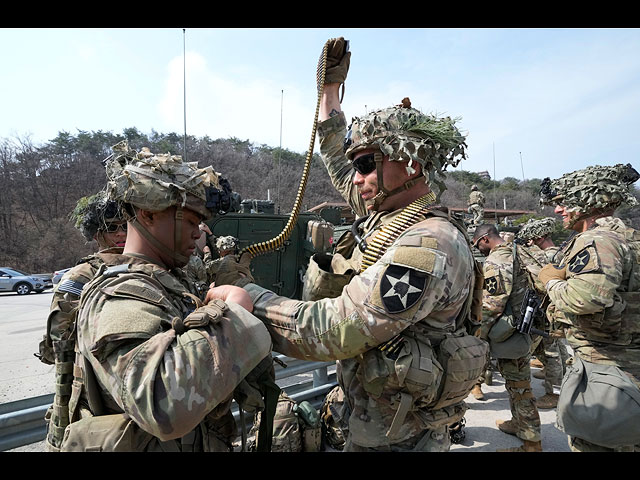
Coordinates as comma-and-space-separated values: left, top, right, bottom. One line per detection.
516, 217, 556, 243
105, 146, 220, 220
73, 252, 272, 450
539, 163, 639, 215
544, 216, 640, 385
341, 104, 467, 199
216, 236, 238, 252
182, 254, 209, 297
481, 241, 549, 442
468, 190, 485, 207
242, 112, 478, 450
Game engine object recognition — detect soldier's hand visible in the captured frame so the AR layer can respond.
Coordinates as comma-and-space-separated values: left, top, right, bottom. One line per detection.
538, 263, 567, 286
205, 284, 254, 313
324, 37, 351, 85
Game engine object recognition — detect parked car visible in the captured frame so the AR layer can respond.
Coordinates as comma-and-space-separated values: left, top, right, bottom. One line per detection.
52, 267, 72, 285
0, 267, 49, 295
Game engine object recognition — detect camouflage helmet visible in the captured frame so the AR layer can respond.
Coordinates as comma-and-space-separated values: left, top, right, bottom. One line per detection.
105, 145, 220, 221
216, 235, 238, 251
471, 184, 478, 191
69, 190, 125, 242
343, 97, 467, 197
540, 163, 639, 215
516, 217, 556, 243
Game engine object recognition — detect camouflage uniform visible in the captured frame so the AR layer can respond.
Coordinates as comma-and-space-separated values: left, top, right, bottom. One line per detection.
481, 241, 548, 444
58, 148, 274, 452
517, 218, 569, 396
38, 185, 131, 451
468, 185, 485, 225
244, 104, 488, 451
182, 254, 209, 297
539, 164, 640, 452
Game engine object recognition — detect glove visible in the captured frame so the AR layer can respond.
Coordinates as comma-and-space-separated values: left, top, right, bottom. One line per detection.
538, 263, 567, 286
172, 299, 227, 334
323, 37, 351, 85
214, 254, 255, 287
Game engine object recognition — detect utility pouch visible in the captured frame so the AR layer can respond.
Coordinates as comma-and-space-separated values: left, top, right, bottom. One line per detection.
488, 310, 532, 360
60, 413, 153, 452
556, 356, 640, 448
302, 252, 355, 301
432, 334, 490, 410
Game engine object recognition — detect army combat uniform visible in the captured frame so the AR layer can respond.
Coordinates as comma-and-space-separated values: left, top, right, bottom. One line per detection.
244, 108, 488, 451
545, 216, 640, 451
467, 187, 485, 226
481, 241, 547, 444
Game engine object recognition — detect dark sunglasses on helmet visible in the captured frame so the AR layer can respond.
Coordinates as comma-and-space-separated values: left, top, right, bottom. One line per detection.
351, 153, 377, 175
104, 222, 127, 233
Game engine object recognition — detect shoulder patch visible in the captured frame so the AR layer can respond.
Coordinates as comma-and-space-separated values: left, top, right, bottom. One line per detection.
57, 279, 86, 296
484, 276, 499, 295
566, 246, 599, 274
379, 264, 427, 313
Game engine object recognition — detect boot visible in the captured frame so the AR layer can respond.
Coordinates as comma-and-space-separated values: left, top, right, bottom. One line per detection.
536, 393, 559, 409
532, 369, 545, 380
497, 440, 542, 452
471, 384, 484, 400
530, 358, 544, 369
484, 369, 493, 386
496, 419, 519, 437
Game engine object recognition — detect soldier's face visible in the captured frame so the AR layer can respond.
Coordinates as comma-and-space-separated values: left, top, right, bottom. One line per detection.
95, 221, 127, 250
554, 205, 581, 231
352, 149, 420, 212
149, 207, 203, 267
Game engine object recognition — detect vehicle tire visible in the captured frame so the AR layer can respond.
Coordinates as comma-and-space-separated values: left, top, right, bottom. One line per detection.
14, 282, 32, 295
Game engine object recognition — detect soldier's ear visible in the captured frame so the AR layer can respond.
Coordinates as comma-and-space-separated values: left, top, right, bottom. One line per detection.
136, 209, 155, 226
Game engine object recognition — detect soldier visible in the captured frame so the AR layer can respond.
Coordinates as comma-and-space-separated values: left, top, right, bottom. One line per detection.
37, 188, 129, 450
208, 37, 488, 452
538, 163, 640, 452
468, 184, 485, 225
182, 223, 213, 297
516, 217, 570, 409
472, 223, 547, 451
56, 147, 275, 452
205, 235, 253, 287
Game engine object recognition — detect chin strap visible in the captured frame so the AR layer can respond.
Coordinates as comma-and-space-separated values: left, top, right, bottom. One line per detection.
368, 152, 423, 212
129, 206, 190, 268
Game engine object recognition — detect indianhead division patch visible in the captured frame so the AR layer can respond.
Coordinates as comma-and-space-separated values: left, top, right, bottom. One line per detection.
567, 249, 590, 274
484, 276, 498, 295
380, 264, 427, 314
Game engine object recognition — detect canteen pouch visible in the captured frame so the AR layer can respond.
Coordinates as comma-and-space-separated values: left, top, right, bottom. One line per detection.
432, 335, 490, 410
488, 311, 532, 359
556, 356, 640, 448
302, 252, 355, 301
60, 413, 153, 452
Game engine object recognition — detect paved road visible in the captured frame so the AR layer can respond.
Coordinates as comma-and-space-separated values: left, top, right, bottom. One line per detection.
1, 290, 571, 452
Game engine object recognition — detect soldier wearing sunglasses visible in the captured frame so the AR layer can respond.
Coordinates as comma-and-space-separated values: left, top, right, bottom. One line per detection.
208, 37, 487, 452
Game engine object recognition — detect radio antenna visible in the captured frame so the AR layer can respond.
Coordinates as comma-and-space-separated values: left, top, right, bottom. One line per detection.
183, 28, 187, 161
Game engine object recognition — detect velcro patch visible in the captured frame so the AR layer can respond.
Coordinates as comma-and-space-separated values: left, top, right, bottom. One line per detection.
392, 244, 444, 277
566, 246, 599, 274
102, 281, 165, 305
379, 265, 428, 314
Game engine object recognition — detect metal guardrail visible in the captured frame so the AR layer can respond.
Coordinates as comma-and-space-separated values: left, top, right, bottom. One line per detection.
0, 355, 337, 452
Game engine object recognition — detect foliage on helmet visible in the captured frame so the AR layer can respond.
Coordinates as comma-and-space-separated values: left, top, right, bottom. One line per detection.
69, 190, 124, 242
540, 163, 639, 215
216, 235, 238, 251
343, 98, 467, 198
104, 142, 221, 220
516, 217, 556, 242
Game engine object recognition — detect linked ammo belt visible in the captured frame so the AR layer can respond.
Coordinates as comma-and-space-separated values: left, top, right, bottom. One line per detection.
360, 192, 437, 273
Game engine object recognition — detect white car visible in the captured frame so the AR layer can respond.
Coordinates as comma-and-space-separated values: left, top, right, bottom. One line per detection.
0, 267, 49, 295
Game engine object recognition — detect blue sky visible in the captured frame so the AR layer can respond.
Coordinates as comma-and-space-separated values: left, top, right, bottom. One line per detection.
2, 27, 639, 182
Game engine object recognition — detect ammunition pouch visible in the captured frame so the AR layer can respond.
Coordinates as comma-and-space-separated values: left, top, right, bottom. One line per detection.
557, 356, 640, 448
487, 309, 532, 360
302, 252, 355, 301
60, 413, 154, 452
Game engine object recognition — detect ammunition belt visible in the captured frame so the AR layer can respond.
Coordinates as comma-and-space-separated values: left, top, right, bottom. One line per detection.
360, 192, 437, 273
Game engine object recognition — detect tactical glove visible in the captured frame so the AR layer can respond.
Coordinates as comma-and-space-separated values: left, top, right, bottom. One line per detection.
323, 37, 351, 85
538, 263, 567, 286
172, 299, 227, 334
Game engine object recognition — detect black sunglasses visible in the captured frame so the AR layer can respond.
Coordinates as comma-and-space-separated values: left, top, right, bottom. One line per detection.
104, 222, 127, 233
351, 153, 377, 175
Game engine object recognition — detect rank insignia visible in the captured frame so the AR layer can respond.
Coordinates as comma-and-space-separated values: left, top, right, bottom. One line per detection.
484, 276, 499, 295
380, 265, 427, 314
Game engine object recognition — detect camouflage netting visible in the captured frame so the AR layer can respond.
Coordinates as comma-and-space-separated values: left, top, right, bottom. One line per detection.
69, 190, 124, 242
216, 236, 238, 251
104, 143, 220, 220
540, 163, 640, 215
516, 217, 556, 242
344, 98, 467, 198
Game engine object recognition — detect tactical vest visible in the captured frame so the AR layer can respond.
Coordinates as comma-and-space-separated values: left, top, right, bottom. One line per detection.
54, 260, 278, 452
311, 199, 488, 443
